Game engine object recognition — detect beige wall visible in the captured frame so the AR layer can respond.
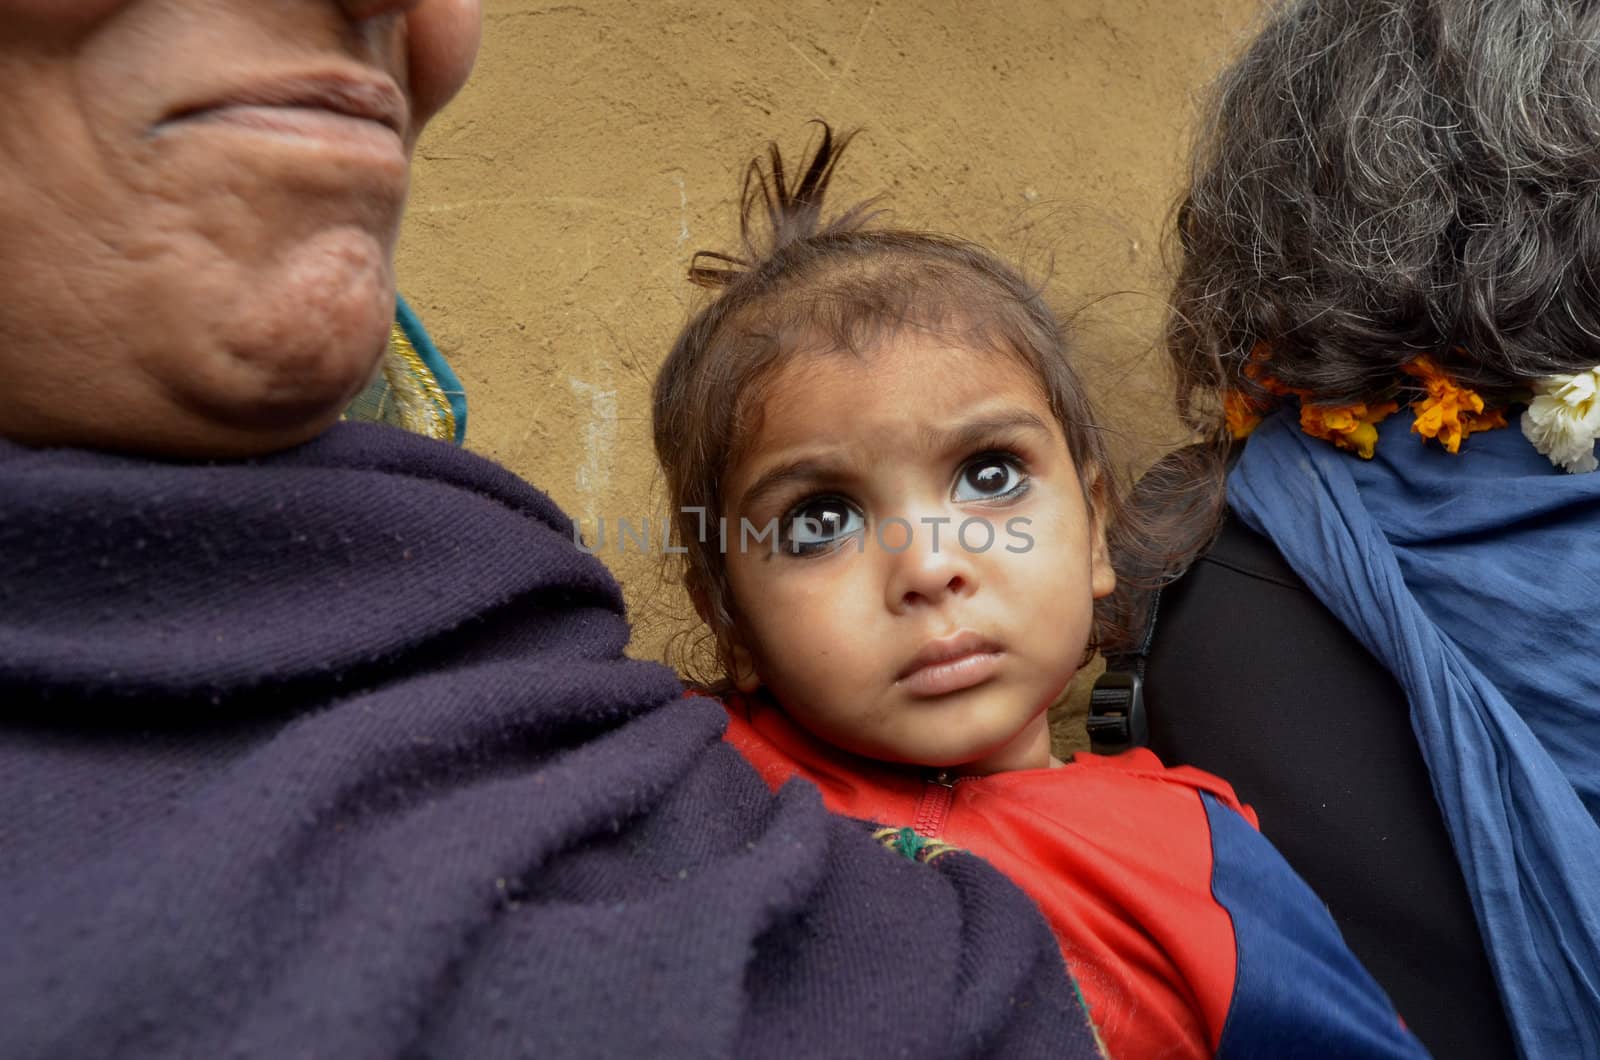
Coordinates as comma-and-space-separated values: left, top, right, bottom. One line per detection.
396, 0, 1262, 745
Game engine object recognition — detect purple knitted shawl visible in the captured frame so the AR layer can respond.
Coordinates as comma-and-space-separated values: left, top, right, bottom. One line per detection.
0, 423, 1098, 1059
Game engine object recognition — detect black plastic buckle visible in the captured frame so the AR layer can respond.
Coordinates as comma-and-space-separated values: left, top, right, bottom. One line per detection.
1087, 669, 1147, 753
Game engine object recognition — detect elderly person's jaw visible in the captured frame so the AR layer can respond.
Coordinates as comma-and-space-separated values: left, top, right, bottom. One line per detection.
0, 0, 480, 457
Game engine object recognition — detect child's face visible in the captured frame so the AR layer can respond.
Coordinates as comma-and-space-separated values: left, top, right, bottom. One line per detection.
719, 332, 1115, 774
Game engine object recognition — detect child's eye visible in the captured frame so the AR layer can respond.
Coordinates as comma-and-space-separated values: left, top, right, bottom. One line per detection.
781, 495, 864, 555
953, 454, 1028, 502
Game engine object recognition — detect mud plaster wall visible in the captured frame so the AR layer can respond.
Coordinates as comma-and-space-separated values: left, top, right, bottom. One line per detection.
396, 0, 1263, 753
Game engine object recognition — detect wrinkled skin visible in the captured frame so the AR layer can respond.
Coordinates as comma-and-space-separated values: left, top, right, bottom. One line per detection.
0, 0, 481, 456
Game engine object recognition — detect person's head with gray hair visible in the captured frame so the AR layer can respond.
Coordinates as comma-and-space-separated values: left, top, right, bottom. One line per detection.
1168, 0, 1600, 429
1147, 7, 1600, 1056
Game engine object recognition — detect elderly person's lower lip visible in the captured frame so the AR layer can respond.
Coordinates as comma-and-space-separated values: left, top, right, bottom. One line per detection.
158, 105, 405, 161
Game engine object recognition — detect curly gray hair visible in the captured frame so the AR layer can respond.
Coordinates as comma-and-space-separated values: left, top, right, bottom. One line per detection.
1169, 0, 1600, 429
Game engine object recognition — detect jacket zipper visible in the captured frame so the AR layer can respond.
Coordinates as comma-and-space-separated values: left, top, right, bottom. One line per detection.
913, 771, 957, 837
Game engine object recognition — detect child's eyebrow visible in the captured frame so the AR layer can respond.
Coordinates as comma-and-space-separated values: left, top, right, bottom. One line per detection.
737, 457, 847, 515
930, 411, 1054, 454
737, 413, 1055, 512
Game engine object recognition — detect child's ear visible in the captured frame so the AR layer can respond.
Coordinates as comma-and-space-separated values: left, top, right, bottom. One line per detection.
727, 639, 762, 693
692, 584, 763, 692
1086, 476, 1117, 600
1090, 519, 1116, 600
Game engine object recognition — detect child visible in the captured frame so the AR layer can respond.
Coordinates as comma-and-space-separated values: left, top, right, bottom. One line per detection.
652, 125, 1427, 1060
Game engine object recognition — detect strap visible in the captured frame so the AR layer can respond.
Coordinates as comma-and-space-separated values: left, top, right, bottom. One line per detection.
1087, 586, 1161, 754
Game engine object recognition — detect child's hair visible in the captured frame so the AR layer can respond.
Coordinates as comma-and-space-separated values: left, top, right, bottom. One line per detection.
1168, 0, 1600, 432
652, 123, 1215, 684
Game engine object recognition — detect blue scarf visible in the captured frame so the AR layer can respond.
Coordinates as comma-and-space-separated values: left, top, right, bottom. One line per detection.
1230, 411, 1600, 1058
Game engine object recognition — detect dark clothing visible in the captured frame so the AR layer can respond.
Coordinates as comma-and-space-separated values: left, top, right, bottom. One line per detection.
0, 424, 1099, 1059
1146, 511, 1515, 1060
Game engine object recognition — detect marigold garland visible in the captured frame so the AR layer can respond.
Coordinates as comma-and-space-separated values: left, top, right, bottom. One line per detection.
1298, 400, 1400, 460
1225, 343, 1303, 439
1401, 355, 1507, 454
1243, 346, 1298, 395
1223, 390, 1266, 440
1222, 348, 1516, 461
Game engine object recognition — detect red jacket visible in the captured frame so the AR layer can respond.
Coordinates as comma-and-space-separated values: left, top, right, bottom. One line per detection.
722, 694, 1425, 1060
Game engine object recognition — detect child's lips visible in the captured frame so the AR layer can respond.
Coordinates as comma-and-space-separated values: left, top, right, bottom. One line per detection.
896, 632, 1003, 697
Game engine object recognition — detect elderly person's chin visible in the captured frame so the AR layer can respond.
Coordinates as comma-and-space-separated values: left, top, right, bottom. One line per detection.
154, 249, 400, 459
0, 227, 400, 459
0, 0, 484, 460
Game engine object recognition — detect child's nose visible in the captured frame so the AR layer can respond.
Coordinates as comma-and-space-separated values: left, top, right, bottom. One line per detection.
884, 518, 977, 612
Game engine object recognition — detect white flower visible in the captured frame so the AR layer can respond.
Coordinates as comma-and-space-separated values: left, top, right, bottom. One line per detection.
1521, 367, 1600, 473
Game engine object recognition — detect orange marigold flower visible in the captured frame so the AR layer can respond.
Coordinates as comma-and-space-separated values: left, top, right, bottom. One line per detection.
1299, 400, 1400, 460
1243, 342, 1304, 398
1402, 355, 1507, 454
1224, 390, 1267, 439
1474, 408, 1510, 433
